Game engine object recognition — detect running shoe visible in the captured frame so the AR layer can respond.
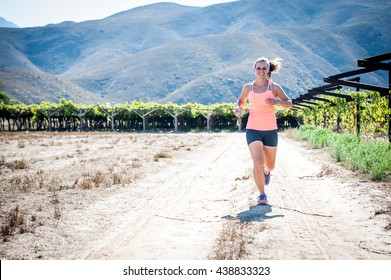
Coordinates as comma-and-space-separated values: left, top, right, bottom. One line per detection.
264, 170, 271, 185
257, 193, 268, 205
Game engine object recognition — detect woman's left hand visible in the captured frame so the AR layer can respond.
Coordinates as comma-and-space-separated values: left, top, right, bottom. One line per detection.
265, 98, 278, 105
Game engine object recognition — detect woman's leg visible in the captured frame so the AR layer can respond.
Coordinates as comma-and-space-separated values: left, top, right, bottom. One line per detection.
263, 145, 277, 175
248, 141, 266, 195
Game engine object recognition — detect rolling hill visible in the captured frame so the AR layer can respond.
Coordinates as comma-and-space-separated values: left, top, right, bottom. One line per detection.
0, 17, 18, 28
0, 0, 390, 105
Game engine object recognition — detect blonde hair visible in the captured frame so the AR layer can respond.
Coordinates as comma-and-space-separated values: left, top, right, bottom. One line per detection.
253, 57, 283, 78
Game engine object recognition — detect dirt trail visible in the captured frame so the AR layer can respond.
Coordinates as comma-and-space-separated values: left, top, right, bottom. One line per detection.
1, 132, 390, 260
229, 134, 391, 260
80, 133, 391, 260
84, 133, 251, 259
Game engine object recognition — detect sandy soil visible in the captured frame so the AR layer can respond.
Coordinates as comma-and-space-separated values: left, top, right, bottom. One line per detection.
0, 131, 390, 260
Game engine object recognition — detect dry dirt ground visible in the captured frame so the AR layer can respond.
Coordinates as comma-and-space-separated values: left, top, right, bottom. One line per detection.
0, 131, 390, 260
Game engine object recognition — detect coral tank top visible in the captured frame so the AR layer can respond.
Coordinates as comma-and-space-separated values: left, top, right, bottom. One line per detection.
246, 81, 277, 131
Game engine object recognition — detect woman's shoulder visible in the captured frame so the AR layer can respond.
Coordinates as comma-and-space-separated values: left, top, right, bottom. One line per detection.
242, 82, 253, 92
270, 81, 284, 97
270, 81, 282, 90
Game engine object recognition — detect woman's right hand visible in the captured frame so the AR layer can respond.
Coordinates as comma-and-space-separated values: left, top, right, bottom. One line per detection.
235, 106, 242, 117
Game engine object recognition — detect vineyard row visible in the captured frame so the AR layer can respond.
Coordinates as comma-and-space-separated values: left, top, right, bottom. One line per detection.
0, 90, 389, 140
294, 90, 390, 141
0, 100, 297, 132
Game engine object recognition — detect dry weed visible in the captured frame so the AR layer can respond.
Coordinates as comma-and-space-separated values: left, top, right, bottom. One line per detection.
92, 171, 105, 185
54, 204, 62, 220
9, 174, 35, 193
76, 171, 112, 189
112, 173, 122, 185
131, 158, 142, 168
80, 178, 94, 189
1, 206, 25, 242
51, 192, 60, 204
154, 151, 172, 161
5, 159, 29, 170
211, 220, 252, 260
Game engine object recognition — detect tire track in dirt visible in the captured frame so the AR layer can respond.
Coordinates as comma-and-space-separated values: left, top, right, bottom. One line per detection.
271, 161, 330, 259
225, 133, 391, 260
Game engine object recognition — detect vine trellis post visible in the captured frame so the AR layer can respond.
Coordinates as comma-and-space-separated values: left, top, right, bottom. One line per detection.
235, 109, 249, 132
38, 108, 62, 131
195, 108, 216, 132
132, 108, 157, 132
165, 108, 188, 132
98, 105, 125, 131
72, 106, 97, 132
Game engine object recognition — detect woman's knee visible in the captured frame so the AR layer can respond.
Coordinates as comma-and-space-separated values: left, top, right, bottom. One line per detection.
253, 158, 265, 171
263, 147, 277, 171
264, 156, 276, 171
265, 163, 275, 171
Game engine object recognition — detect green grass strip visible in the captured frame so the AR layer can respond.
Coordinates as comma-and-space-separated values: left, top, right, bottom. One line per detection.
290, 125, 391, 181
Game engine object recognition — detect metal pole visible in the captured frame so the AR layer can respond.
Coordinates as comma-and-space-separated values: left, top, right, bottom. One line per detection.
389, 69, 391, 143
174, 117, 178, 132
356, 101, 360, 137
356, 78, 361, 138
48, 110, 52, 132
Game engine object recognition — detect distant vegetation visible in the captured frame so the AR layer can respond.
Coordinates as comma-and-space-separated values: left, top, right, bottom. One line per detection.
0, 98, 297, 132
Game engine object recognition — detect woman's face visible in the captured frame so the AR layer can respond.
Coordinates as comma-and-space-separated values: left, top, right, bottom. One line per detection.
253, 61, 269, 79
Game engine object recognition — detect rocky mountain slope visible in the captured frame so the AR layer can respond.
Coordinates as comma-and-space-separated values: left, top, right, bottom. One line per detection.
0, 0, 390, 104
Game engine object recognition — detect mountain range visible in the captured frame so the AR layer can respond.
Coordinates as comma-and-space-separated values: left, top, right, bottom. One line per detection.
0, 0, 390, 105
0, 17, 18, 28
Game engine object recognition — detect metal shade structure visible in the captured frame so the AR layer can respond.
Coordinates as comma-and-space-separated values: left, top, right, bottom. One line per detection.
291, 52, 391, 142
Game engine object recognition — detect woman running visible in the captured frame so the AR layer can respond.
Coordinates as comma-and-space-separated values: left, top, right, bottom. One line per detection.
235, 57, 292, 205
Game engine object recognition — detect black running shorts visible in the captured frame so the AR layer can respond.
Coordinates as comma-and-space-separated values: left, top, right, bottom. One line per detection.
246, 129, 278, 147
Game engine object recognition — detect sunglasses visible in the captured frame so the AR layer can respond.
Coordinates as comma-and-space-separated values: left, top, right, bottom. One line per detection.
255, 67, 268, 71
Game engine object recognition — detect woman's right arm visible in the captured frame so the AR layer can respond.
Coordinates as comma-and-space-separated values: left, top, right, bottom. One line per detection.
235, 84, 249, 115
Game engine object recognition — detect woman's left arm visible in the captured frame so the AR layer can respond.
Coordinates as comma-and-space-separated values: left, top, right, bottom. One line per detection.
268, 83, 292, 109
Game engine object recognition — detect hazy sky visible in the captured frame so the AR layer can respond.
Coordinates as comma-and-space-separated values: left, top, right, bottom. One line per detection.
0, 0, 237, 28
